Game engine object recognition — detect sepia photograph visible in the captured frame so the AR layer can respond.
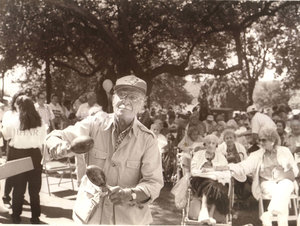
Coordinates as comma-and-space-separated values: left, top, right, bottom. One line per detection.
0, 0, 300, 225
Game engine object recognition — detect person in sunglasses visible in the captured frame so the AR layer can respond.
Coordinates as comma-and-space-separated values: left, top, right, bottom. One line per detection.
45, 75, 163, 225
227, 127, 298, 226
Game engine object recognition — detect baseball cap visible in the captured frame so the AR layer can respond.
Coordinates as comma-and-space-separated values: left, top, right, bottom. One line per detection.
246, 105, 258, 113
114, 75, 147, 94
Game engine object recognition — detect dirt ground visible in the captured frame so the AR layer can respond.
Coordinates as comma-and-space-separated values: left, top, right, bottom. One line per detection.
151, 182, 261, 226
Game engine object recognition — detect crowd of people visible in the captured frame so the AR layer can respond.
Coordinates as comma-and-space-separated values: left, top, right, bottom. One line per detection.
0, 74, 299, 225
146, 100, 300, 225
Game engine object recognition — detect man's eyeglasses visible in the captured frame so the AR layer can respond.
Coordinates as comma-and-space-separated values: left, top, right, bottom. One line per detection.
259, 138, 267, 143
115, 91, 144, 103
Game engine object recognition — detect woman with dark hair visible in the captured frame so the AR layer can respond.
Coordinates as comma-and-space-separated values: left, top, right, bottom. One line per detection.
1, 95, 47, 224
2, 90, 26, 209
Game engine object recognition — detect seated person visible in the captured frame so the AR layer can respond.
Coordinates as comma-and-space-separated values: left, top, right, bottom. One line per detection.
217, 129, 248, 163
241, 129, 260, 154
217, 129, 251, 203
189, 134, 229, 224
212, 121, 227, 144
178, 126, 204, 175
228, 127, 298, 226
186, 112, 206, 137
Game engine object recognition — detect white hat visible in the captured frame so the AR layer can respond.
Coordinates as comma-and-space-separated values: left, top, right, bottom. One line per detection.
246, 105, 258, 113
206, 115, 214, 121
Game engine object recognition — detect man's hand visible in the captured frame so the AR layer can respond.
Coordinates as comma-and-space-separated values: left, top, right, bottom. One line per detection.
273, 166, 295, 182
49, 141, 71, 159
108, 186, 132, 205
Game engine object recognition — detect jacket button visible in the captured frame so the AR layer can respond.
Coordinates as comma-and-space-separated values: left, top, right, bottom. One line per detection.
112, 162, 116, 167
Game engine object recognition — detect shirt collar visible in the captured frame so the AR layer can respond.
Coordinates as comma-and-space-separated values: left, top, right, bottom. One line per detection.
263, 147, 277, 156
104, 114, 139, 137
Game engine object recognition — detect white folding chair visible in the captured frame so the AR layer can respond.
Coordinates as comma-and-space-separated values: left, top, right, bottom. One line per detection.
43, 157, 75, 195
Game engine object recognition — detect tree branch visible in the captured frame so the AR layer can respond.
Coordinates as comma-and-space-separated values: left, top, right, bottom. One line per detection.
69, 41, 96, 70
240, 2, 297, 29
255, 47, 268, 80
45, 0, 145, 76
151, 62, 241, 78
45, 0, 123, 54
52, 58, 104, 77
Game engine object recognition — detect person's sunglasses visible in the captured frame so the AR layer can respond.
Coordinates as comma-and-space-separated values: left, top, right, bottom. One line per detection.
259, 138, 267, 143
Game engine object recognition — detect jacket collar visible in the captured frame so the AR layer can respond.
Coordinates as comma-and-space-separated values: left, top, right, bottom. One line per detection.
104, 114, 139, 137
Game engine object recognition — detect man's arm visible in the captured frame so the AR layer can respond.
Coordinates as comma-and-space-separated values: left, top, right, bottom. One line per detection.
45, 116, 93, 158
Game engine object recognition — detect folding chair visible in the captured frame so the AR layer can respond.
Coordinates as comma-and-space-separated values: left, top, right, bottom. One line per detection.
43, 157, 75, 195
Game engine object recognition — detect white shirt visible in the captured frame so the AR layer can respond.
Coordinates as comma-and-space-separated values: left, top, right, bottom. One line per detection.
251, 112, 277, 134
34, 103, 55, 128
2, 112, 47, 149
48, 102, 64, 118
156, 134, 168, 154
76, 103, 102, 120
2, 110, 18, 127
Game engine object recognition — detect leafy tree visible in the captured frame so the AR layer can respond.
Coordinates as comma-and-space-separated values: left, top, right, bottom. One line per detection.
252, 81, 291, 109
0, 0, 299, 103
289, 91, 300, 109
17, 65, 96, 103
196, 74, 248, 110
269, 4, 300, 89
150, 74, 193, 109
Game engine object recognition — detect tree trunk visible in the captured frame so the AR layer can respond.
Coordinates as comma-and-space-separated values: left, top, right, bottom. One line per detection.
45, 57, 52, 103
1, 72, 4, 100
247, 79, 256, 105
144, 77, 153, 108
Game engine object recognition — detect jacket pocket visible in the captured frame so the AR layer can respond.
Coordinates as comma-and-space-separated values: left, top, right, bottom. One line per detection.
126, 160, 140, 169
121, 160, 141, 187
95, 151, 107, 159
88, 151, 107, 168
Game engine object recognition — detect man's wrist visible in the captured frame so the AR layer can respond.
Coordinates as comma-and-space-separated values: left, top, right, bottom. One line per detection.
123, 188, 134, 201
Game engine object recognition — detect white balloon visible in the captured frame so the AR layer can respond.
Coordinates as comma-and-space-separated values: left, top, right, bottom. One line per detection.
102, 79, 113, 93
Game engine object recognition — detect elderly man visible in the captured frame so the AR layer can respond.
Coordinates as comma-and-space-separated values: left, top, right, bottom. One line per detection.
45, 75, 163, 225
246, 105, 277, 143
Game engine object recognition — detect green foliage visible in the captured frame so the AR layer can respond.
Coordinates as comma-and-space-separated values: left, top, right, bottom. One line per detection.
289, 91, 300, 109
150, 74, 193, 108
253, 81, 291, 108
0, 0, 299, 101
17, 63, 95, 102
197, 74, 248, 110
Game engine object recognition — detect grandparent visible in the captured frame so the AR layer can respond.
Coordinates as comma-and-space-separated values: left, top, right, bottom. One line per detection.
45, 75, 164, 225
228, 127, 298, 226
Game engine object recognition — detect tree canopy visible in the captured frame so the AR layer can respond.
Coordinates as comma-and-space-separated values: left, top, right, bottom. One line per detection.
253, 80, 291, 109
0, 0, 299, 106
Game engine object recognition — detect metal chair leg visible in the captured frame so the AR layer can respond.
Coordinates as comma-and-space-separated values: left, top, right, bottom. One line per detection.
45, 171, 51, 196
